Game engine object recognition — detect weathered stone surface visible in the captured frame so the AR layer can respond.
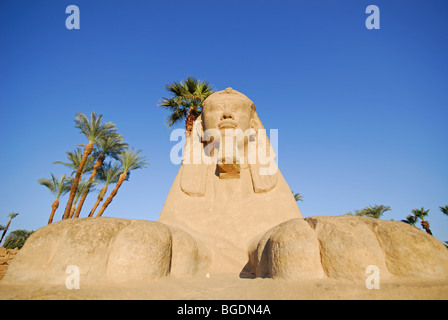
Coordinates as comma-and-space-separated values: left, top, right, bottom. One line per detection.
104, 219, 172, 283
362, 217, 448, 279
306, 215, 391, 280
249, 215, 448, 281
2, 217, 172, 286
166, 226, 210, 277
0, 247, 19, 281
249, 219, 324, 279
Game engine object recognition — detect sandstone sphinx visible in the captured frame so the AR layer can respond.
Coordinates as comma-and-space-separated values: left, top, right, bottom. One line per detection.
159, 87, 302, 274
3, 88, 448, 288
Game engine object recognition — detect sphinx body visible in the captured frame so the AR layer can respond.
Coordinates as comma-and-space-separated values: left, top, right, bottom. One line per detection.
158, 88, 301, 273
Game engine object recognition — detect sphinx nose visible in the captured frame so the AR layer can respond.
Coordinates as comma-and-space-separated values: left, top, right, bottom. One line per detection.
221, 111, 234, 121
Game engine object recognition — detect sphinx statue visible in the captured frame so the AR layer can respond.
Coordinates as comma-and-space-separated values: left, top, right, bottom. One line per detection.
3, 88, 448, 290
158, 87, 302, 274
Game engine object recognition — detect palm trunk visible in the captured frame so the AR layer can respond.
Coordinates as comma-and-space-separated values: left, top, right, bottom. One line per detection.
48, 199, 59, 224
69, 206, 76, 219
74, 155, 105, 218
0, 219, 11, 244
185, 106, 198, 135
421, 220, 433, 235
96, 173, 127, 217
89, 185, 108, 217
63, 141, 94, 220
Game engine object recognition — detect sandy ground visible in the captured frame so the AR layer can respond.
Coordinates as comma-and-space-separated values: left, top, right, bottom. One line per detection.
1, 273, 447, 300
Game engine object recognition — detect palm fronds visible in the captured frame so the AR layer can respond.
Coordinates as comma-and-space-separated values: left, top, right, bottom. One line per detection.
74, 112, 117, 144
347, 205, 391, 219
38, 174, 72, 200
53, 148, 95, 176
158, 76, 215, 130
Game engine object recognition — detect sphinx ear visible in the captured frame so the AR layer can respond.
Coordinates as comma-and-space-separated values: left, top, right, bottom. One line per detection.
180, 114, 207, 197
250, 118, 258, 132
248, 109, 278, 193
250, 111, 264, 132
195, 114, 203, 138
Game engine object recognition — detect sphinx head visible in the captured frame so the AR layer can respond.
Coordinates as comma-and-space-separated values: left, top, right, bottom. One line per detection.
199, 88, 264, 162
180, 88, 278, 196
202, 87, 257, 135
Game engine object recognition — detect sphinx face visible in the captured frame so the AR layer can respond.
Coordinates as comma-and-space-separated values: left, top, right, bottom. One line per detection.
202, 94, 253, 135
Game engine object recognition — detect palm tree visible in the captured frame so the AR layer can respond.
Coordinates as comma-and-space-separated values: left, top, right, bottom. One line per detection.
411, 207, 432, 235
2, 229, 34, 249
88, 162, 123, 217
53, 147, 95, 220
346, 209, 366, 216
96, 149, 148, 217
401, 214, 418, 227
352, 209, 366, 216
440, 205, 448, 217
292, 191, 303, 202
71, 178, 99, 218
347, 205, 391, 219
158, 76, 215, 135
38, 174, 73, 224
362, 205, 391, 219
63, 112, 117, 220
0, 212, 19, 245
53, 148, 96, 177
74, 133, 128, 218
439, 205, 448, 248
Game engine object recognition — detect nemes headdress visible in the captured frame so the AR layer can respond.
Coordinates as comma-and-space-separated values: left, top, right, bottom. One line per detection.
180, 88, 278, 197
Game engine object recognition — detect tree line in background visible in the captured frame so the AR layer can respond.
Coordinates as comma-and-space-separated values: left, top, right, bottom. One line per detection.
0, 212, 32, 249
0, 212, 19, 246
347, 204, 448, 248
1, 112, 149, 249
38, 112, 148, 224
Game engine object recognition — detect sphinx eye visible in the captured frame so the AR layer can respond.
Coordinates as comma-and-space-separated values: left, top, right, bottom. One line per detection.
208, 104, 223, 112
233, 105, 246, 114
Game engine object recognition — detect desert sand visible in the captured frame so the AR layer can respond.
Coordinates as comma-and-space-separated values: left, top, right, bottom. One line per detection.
1, 273, 447, 300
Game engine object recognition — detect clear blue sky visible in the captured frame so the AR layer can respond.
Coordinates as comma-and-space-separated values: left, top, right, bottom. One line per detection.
1, 0, 447, 243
